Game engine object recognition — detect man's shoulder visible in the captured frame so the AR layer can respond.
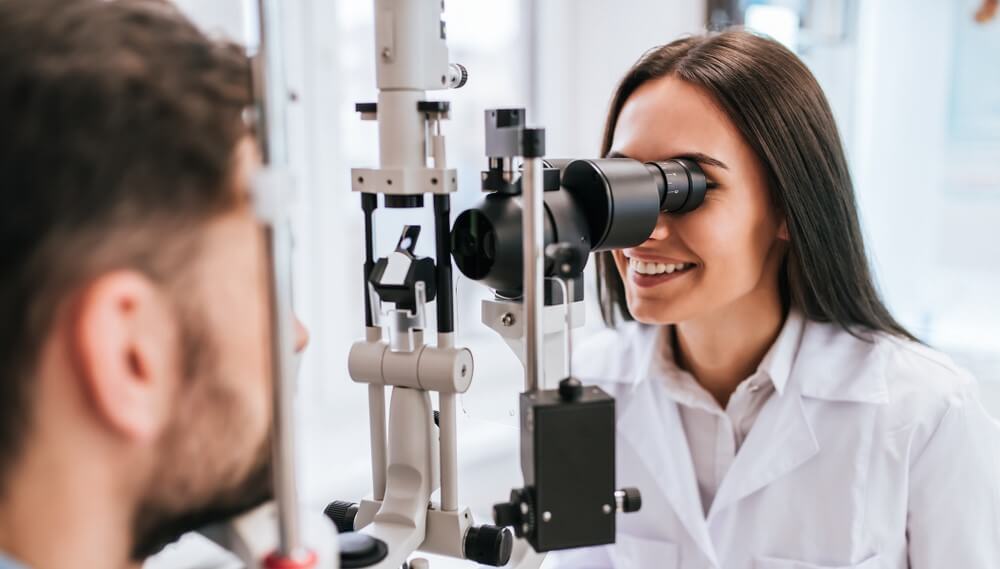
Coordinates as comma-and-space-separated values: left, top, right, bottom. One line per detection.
0, 553, 28, 569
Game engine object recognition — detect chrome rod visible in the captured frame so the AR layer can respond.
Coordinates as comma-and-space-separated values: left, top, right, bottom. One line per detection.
522, 149, 545, 392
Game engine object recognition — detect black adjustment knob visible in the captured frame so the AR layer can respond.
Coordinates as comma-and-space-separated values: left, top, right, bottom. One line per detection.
520, 127, 545, 159
465, 524, 513, 567
558, 377, 584, 402
493, 488, 532, 539
324, 500, 359, 534
620, 487, 642, 513
493, 500, 521, 529
384, 195, 424, 209
433, 410, 440, 427
454, 63, 469, 88
338, 532, 389, 568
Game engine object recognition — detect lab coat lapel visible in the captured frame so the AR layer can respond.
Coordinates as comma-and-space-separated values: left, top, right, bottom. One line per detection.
705, 314, 891, 519
706, 385, 820, 520
619, 379, 720, 566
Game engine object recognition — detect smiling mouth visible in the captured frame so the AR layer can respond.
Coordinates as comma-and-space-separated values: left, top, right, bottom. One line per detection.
625, 256, 698, 287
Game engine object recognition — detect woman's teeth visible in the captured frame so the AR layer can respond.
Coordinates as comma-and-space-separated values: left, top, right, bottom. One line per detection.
629, 258, 694, 275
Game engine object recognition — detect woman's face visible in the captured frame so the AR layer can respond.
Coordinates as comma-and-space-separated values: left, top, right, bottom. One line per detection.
609, 75, 787, 324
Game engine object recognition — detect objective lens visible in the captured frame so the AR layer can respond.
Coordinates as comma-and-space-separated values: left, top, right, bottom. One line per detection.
451, 209, 495, 280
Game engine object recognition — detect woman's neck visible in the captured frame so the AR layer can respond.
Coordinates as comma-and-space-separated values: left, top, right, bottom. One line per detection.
673, 280, 787, 408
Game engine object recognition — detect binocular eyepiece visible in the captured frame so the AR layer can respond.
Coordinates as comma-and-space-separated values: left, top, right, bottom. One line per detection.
451, 154, 709, 297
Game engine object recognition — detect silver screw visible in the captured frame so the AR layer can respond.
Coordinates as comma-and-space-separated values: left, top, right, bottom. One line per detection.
542, 511, 552, 522
602, 504, 612, 514
520, 502, 530, 515
501, 313, 515, 327
381, 47, 392, 61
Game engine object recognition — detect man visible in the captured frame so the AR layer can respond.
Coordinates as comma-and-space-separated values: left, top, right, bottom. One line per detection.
0, 0, 308, 567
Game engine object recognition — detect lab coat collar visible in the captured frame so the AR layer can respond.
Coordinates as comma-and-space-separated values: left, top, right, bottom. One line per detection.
757, 308, 805, 395
630, 309, 889, 403
637, 308, 806, 401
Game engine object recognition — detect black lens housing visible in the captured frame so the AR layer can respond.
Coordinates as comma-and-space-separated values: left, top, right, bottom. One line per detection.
451, 180, 589, 298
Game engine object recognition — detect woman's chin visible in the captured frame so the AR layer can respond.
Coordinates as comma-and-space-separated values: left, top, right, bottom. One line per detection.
625, 297, 687, 325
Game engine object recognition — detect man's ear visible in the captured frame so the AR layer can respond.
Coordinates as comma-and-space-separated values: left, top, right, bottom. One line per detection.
68, 271, 180, 443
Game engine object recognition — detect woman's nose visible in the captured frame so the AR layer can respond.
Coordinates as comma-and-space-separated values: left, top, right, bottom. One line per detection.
294, 317, 310, 353
648, 213, 671, 241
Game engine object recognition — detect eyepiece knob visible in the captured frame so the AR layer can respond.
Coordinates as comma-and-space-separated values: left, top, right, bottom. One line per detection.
448, 63, 469, 88
648, 158, 708, 213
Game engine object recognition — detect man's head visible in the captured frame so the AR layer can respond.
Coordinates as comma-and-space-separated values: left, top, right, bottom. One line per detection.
0, 0, 299, 561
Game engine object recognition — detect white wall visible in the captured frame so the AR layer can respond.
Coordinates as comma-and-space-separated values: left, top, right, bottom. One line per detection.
846, 0, 1000, 413
171, 0, 247, 40
850, 0, 954, 328
534, 0, 706, 158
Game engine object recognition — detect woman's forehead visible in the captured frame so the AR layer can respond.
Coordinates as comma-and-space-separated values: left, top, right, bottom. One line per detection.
611, 76, 739, 162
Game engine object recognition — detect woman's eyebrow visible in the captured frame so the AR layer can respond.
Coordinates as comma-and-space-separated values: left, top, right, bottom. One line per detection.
606, 150, 729, 170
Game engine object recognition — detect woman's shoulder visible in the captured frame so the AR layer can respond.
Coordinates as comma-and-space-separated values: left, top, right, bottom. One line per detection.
876, 333, 988, 438
871, 332, 1000, 489
878, 333, 976, 401
799, 319, 975, 399
801, 319, 988, 443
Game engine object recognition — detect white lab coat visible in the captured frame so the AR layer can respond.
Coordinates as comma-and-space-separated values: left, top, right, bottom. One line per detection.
544, 311, 1000, 568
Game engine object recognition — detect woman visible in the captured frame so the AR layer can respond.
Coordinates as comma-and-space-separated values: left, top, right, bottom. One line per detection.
545, 31, 999, 568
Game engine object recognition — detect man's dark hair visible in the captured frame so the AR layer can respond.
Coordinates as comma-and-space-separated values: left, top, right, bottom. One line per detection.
0, 0, 251, 486
596, 31, 917, 342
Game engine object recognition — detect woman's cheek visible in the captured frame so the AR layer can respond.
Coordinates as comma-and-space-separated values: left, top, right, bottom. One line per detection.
678, 208, 730, 265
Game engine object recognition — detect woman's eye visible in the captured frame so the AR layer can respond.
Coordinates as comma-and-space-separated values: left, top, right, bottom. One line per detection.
700, 190, 722, 205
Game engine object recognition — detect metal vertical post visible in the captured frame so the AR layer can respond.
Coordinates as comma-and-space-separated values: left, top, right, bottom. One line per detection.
521, 128, 546, 392
249, 0, 307, 560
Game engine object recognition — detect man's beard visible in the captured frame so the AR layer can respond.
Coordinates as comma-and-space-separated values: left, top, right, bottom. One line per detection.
129, 306, 275, 561
129, 441, 274, 560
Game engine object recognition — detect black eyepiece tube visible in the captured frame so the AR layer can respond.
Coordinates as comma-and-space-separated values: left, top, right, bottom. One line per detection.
560, 157, 709, 251
560, 159, 660, 251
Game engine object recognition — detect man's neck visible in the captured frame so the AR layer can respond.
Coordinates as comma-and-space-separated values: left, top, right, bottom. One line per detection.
0, 433, 140, 569
673, 277, 786, 408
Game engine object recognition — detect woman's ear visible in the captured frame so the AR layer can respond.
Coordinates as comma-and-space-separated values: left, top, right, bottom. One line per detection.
778, 218, 790, 241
